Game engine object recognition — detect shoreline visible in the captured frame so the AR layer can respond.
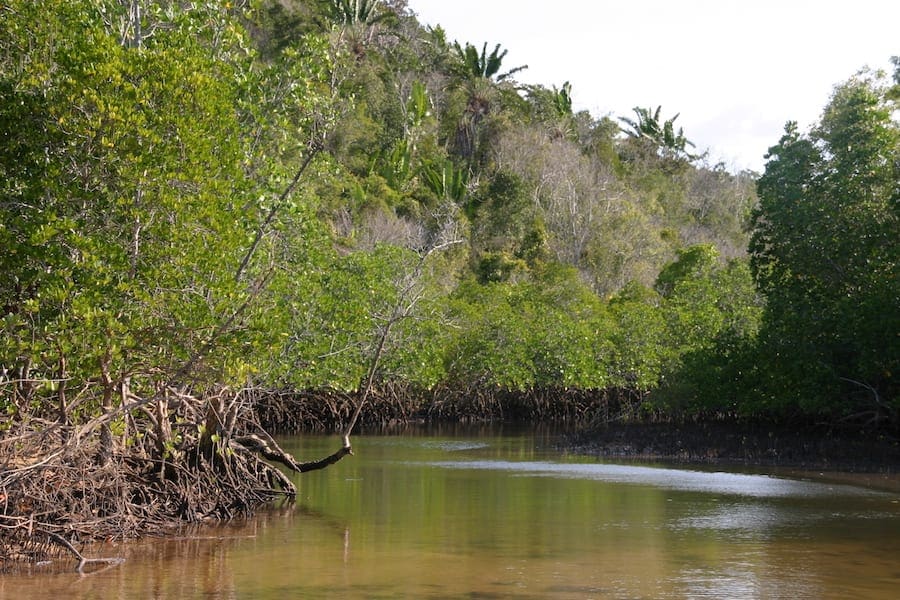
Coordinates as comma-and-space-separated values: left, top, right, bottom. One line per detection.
4, 408, 898, 568
564, 421, 900, 475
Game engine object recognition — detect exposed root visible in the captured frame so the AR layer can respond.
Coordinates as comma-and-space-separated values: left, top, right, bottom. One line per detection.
0, 386, 350, 567
256, 384, 640, 433
2, 383, 639, 567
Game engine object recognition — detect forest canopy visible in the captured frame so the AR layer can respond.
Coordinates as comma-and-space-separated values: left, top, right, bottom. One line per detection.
0, 0, 897, 435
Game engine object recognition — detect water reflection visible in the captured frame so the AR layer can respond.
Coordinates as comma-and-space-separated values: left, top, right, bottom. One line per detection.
423, 459, 888, 498
676, 562, 824, 599
419, 440, 491, 452
676, 501, 794, 533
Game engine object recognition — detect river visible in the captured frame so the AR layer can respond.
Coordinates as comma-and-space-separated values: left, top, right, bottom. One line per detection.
2, 426, 899, 598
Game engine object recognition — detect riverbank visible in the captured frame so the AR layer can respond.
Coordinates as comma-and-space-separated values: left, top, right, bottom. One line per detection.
4, 386, 898, 568
257, 387, 900, 474
566, 421, 900, 474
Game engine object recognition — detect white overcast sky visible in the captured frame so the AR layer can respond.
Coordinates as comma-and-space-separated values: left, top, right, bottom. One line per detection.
407, 0, 899, 173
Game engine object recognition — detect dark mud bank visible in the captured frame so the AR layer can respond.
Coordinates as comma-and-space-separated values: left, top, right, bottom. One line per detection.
567, 421, 900, 473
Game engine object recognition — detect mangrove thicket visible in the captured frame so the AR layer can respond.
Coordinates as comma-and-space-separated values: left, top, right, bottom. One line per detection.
1, 0, 898, 565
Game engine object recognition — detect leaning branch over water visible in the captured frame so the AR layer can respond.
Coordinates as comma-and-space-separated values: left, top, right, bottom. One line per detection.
341, 237, 464, 449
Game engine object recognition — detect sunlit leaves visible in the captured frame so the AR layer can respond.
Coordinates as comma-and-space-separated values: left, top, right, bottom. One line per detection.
0, 0, 337, 410
443, 269, 621, 391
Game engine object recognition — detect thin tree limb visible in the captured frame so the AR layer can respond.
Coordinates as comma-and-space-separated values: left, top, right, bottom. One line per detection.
235, 141, 323, 283
341, 238, 463, 447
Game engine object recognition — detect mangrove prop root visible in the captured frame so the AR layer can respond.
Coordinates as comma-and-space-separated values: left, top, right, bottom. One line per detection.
2, 384, 632, 565
0, 387, 354, 566
256, 385, 636, 434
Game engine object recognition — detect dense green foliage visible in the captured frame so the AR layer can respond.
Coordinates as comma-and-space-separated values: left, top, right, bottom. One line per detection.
747, 70, 899, 422
1, 0, 334, 414
667, 67, 899, 425
1, 0, 894, 430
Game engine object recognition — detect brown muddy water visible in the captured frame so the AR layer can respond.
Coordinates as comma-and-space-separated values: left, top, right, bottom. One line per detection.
2, 426, 899, 598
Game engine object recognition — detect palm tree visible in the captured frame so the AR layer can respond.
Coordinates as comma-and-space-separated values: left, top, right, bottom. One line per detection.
552, 81, 573, 117
453, 42, 528, 82
326, 0, 386, 26
619, 105, 697, 160
446, 43, 526, 161
453, 77, 495, 160
326, 0, 393, 58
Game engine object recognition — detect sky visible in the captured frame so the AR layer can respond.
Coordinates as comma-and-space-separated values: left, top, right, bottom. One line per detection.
407, 0, 899, 173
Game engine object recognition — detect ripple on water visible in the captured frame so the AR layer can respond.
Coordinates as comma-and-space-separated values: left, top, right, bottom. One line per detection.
425, 460, 894, 499
420, 441, 491, 452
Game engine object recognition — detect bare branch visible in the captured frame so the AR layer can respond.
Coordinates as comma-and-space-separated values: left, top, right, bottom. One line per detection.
341, 237, 463, 444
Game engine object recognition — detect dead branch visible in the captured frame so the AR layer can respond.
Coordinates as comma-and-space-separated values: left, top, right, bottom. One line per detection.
233, 431, 352, 474
342, 237, 463, 445
42, 530, 125, 573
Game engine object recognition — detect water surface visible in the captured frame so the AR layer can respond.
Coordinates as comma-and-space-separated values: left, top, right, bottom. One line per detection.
3, 427, 899, 598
